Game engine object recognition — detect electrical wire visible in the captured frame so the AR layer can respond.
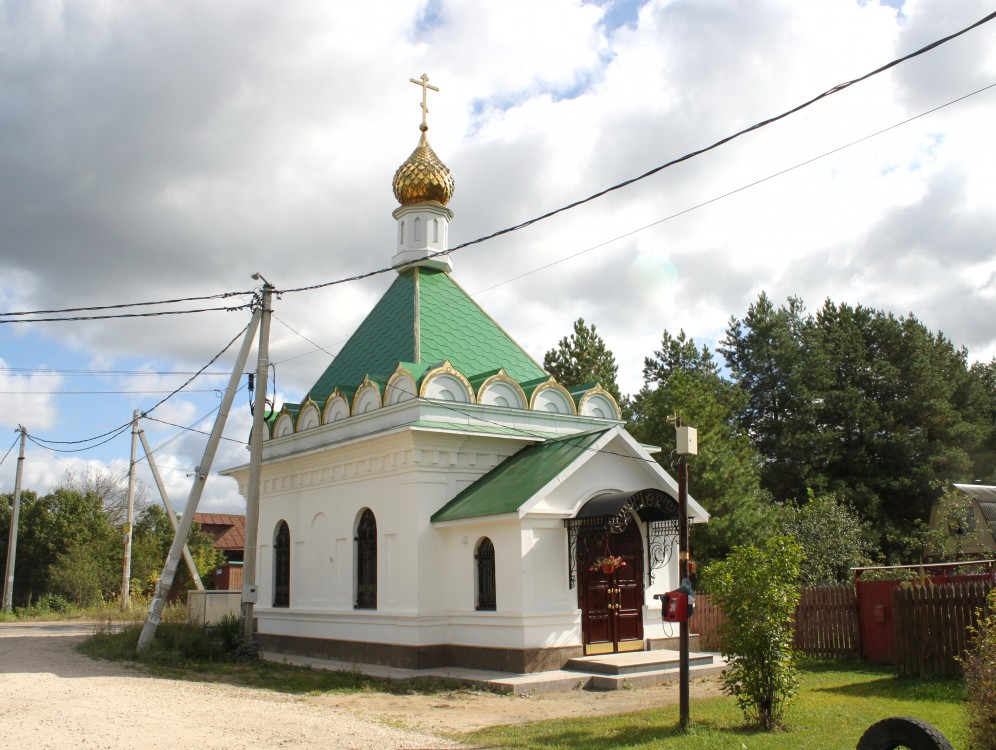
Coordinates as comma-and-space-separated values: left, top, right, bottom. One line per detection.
0, 368, 234, 377
473, 81, 996, 295
274, 9, 996, 297
0, 291, 253, 318
264, 81, 996, 367
29, 321, 251, 449
0, 303, 251, 325
0, 435, 19, 469
273, 314, 337, 359
2, 389, 226, 396
141, 416, 247, 445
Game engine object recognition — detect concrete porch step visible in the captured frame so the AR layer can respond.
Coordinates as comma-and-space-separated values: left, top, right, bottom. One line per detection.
261, 648, 727, 695
490, 652, 726, 693
567, 649, 714, 676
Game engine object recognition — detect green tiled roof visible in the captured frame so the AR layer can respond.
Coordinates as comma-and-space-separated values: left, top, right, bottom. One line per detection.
431, 428, 610, 523
308, 268, 546, 404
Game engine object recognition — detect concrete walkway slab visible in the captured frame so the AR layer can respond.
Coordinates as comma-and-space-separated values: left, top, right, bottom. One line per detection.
262, 649, 727, 694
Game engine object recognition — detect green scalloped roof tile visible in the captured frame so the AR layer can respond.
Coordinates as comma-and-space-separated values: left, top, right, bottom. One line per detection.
416, 270, 545, 383
307, 269, 545, 403
308, 272, 417, 403
431, 428, 610, 522
567, 382, 599, 397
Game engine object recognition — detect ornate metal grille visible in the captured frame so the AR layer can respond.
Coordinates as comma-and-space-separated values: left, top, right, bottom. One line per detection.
564, 488, 680, 588
475, 537, 496, 611
355, 509, 377, 609
647, 519, 680, 584
273, 520, 290, 608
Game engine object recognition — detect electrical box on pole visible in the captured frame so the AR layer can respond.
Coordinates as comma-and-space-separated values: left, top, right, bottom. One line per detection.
676, 426, 697, 456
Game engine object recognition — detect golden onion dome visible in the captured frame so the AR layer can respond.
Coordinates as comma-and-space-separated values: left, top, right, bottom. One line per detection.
392, 126, 455, 206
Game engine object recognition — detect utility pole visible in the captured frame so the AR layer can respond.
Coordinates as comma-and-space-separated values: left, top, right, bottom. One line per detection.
241, 274, 273, 642
670, 416, 697, 731
120, 410, 139, 610
2, 426, 27, 613
137, 428, 203, 590
137, 306, 262, 652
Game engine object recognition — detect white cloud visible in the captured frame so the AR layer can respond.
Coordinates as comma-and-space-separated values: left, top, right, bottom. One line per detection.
0, 0, 993, 493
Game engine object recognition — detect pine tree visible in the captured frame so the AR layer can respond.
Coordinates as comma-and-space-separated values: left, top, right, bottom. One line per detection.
629, 329, 773, 565
543, 318, 621, 401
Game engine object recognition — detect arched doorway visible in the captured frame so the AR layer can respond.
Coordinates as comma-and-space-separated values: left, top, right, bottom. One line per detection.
567, 488, 680, 655
578, 521, 645, 655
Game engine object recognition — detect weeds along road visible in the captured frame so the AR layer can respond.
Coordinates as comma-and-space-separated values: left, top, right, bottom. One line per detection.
0, 621, 467, 750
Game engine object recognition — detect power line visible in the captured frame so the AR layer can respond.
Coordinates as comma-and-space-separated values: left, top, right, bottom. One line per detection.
141, 416, 247, 445
0, 368, 235, 377
273, 314, 337, 359
274, 9, 996, 297
0, 303, 251, 325
27, 425, 132, 454
473, 81, 996, 295
0, 291, 253, 319
1, 389, 226, 396
29, 321, 251, 449
0, 435, 19, 469
264, 81, 996, 368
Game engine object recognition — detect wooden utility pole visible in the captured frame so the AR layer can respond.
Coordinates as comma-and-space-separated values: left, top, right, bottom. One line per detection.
137, 307, 262, 652
2, 426, 27, 613
241, 275, 273, 641
120, 410, 139, 610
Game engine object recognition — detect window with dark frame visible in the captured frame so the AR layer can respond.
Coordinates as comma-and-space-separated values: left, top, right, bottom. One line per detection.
273, 520, 290, 608
475, 537, 496, 611
355, 509, 377, 609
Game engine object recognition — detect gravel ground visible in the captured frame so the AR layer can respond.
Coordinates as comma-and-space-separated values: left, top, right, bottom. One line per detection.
0, 621, 467, 750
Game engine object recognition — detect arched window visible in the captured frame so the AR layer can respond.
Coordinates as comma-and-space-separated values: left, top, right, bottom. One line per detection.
273, 520, 290, 608
355, 509, 377, 609
475, 537, 496, 611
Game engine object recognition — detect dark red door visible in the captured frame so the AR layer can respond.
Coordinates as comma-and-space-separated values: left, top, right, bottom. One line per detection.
580, 524, 645, 655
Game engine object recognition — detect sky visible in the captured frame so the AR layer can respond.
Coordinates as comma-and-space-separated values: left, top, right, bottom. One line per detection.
1, 0, 995, 515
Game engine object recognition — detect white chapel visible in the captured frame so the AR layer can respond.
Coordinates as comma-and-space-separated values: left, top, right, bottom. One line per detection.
224, 79, 708, 673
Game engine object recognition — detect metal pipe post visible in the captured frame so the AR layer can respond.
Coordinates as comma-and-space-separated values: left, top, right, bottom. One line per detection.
2, 426, 27, 613
136, 309, 261, 652
241, 280, 273, 641
678, 454, 690, 729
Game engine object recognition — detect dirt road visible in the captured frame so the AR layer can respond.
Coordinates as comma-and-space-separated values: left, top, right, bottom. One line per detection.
0, 621, 464, 749
0, 621, 724, 748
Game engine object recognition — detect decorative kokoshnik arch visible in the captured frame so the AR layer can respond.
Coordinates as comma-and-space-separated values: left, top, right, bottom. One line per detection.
565, 488, 682, 589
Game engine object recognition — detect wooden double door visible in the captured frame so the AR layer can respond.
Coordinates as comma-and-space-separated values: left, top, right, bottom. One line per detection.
580, 523, 645, 655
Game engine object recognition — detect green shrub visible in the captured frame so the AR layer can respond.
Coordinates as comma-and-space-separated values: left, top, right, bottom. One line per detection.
962, 589, 996, 750
702, 535, 803, 730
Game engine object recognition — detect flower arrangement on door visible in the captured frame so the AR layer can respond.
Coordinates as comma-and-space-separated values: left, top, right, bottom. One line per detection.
590, 538, 627, 574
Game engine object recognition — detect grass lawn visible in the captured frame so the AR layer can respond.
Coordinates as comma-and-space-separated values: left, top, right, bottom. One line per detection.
463, 660, 967, 750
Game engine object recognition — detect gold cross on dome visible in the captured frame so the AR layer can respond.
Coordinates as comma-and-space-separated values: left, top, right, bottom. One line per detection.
410, 73, 439, 129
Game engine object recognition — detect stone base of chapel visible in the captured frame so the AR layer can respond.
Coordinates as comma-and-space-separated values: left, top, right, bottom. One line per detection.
256, 632, 584, 673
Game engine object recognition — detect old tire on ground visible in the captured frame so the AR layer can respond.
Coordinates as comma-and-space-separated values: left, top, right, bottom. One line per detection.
855, 717, 953, 750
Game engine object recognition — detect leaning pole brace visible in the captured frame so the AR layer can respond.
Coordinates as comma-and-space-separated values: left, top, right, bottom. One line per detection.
136, 306, 262, 652
137, 427, 204, 591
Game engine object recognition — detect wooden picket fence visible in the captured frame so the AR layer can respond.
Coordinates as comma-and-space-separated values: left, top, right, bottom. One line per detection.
695, 585, 858, 658
893, 580, 994, 678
